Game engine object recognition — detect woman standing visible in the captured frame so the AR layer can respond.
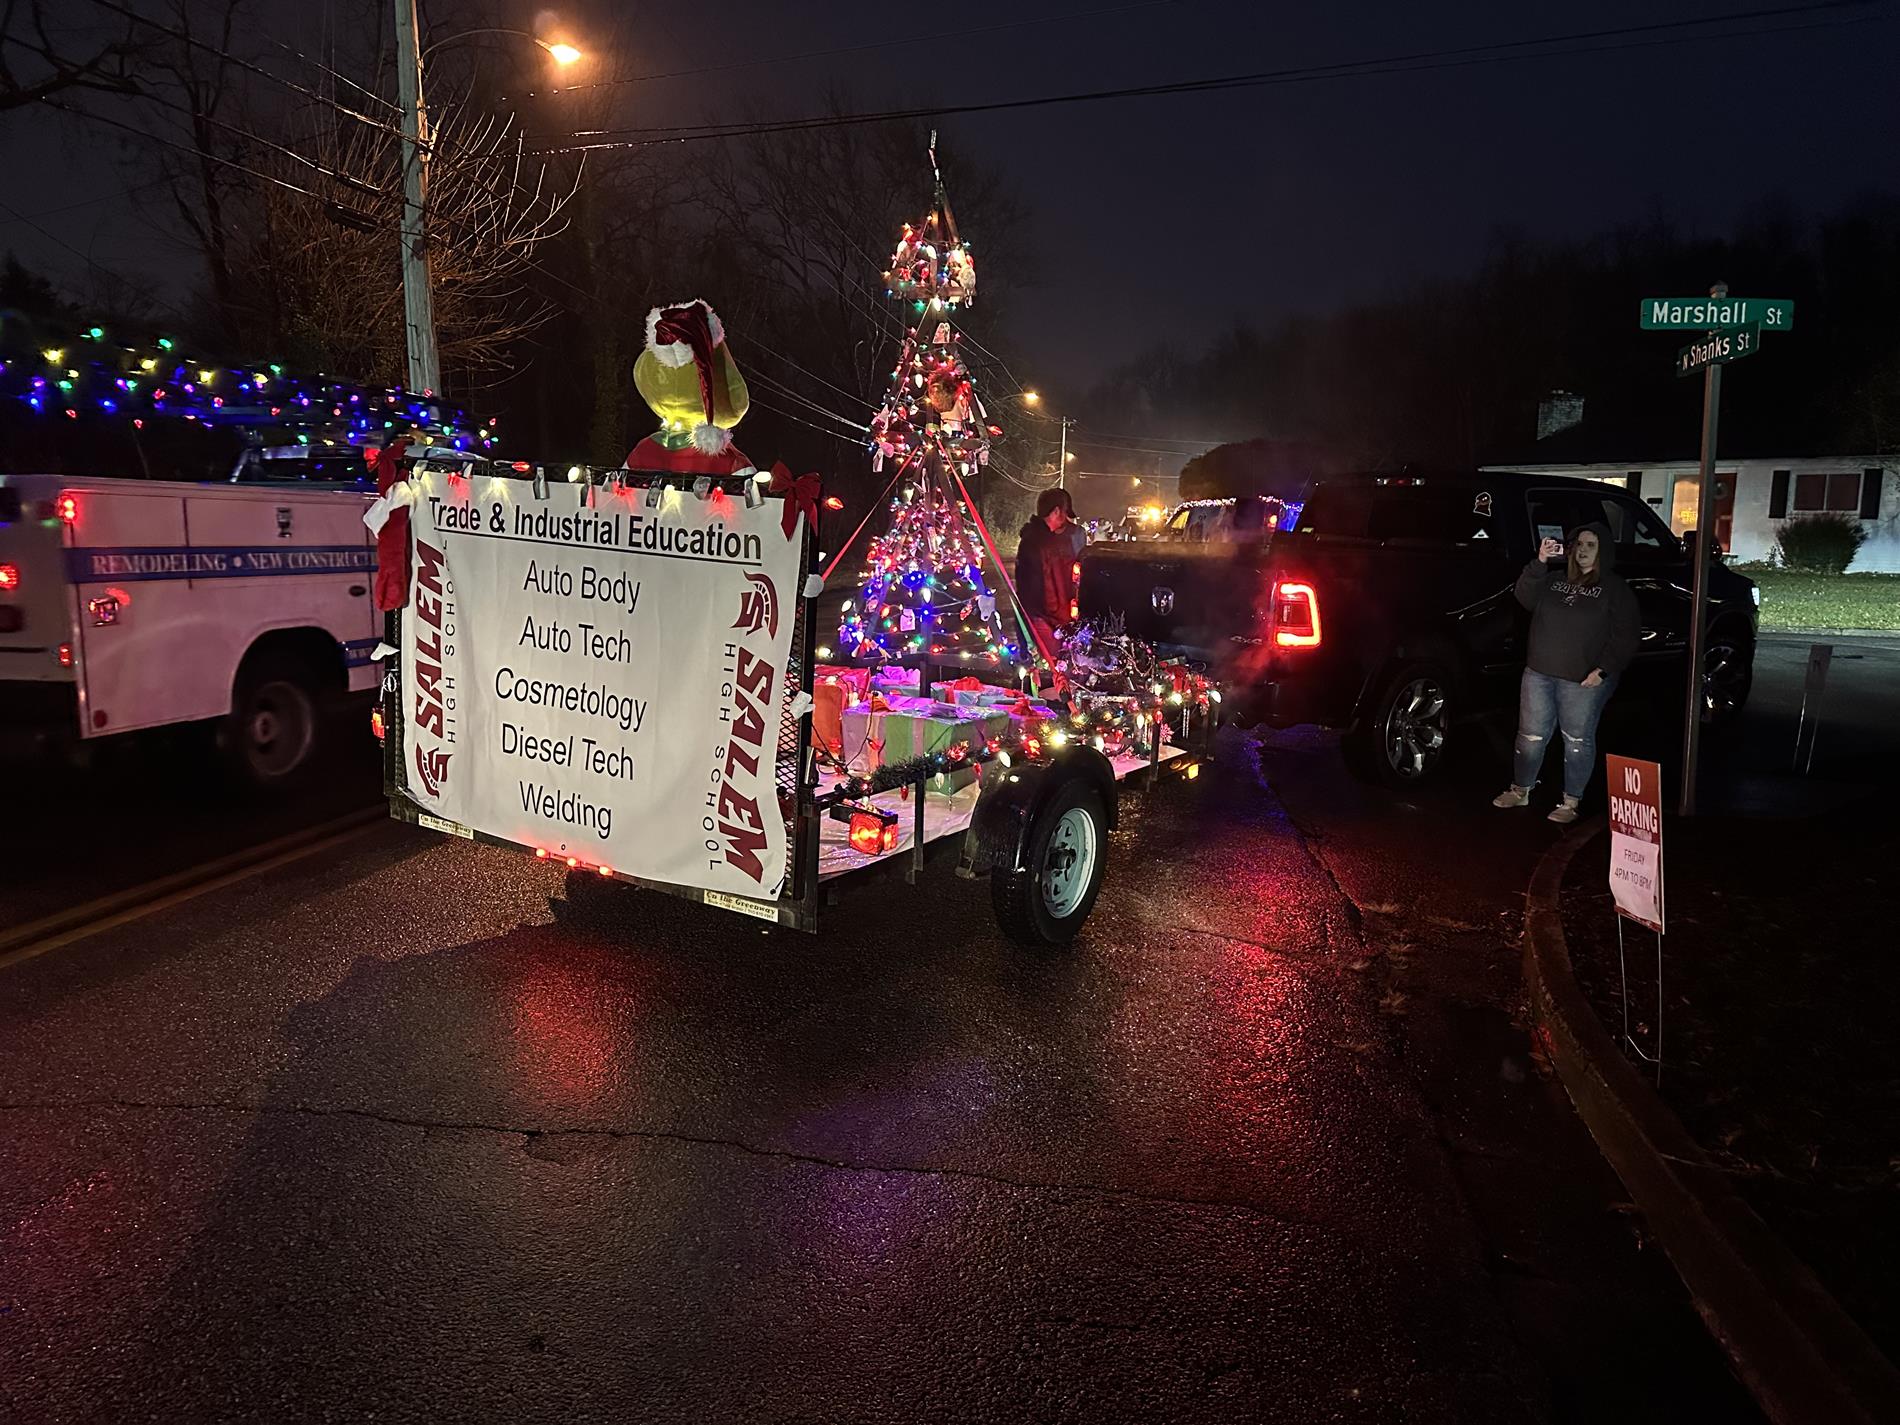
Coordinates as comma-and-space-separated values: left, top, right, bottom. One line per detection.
1493, 522, 1640, 824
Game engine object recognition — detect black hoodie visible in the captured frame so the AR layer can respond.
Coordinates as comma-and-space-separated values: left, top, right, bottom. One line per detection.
1514, 521, 1641, 683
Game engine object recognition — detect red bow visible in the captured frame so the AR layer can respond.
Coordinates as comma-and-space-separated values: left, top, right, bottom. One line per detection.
766, 462, 821, 540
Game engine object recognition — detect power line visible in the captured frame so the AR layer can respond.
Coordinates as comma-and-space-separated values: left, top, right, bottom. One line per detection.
38, 98, 338, 205
727, 330, 870, 414
259, 31, 400, 113
77, 0, 405, 137
0, 195, 185, 320
745, 366, 871, 433
124, 82, 384, 196
524, 2, 1883, 153
512, 0, 1180, 100
748, 394, 871, 449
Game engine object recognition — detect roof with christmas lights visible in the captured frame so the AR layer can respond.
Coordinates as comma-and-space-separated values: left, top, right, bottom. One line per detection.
0, 312, 498, 457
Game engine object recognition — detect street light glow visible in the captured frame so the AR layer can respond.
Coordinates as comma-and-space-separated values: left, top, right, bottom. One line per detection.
544, 41, 582, 64
1020, 390, 1041, 405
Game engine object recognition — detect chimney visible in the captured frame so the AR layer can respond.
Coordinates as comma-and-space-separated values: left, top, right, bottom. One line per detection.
1537, 390, 1584, 441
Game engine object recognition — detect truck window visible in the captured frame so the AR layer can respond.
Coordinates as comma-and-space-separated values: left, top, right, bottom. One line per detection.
1528, 488, 1680, 564
1602, 496, 1679, 563
1367, 486, 1485, 546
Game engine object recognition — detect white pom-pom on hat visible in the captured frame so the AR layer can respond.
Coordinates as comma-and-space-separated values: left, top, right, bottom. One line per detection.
692, 422, 732, 455
645, 300, 726, 368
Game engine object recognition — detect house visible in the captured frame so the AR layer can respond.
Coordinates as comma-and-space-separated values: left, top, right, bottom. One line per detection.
1484, 449, 1897, 571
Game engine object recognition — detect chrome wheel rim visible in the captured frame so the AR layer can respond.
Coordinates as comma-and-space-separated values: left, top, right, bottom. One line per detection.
1704, 639, 1748, 719
1041, 807, 1098, 919
1382, 677, 1447, 780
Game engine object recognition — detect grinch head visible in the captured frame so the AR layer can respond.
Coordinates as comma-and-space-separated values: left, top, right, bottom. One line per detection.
634, 300, 749, 455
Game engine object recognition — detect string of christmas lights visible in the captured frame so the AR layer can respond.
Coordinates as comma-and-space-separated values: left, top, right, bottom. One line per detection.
0, 315, 497, 452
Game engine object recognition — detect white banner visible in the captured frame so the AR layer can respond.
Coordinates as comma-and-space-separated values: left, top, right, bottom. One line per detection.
400, 474, 803, 897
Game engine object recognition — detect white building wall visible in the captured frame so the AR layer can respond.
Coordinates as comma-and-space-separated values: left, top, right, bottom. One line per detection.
1487, 458, 1900, 572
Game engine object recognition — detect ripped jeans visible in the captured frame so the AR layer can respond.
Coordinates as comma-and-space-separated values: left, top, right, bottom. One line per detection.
1512, 668, 1618, 801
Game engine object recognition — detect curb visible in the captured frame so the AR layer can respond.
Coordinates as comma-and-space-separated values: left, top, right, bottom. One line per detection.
1525, 819, 1900, 1425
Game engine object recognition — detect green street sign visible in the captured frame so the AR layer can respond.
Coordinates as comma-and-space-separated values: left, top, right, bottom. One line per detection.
1641, 296, 1793, 331
1676, 324, 1761, 378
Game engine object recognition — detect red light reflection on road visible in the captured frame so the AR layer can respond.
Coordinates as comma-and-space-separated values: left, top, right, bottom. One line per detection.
507, 959, 620, 1106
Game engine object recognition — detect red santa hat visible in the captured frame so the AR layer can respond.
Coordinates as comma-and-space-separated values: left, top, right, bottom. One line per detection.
645, 300, 732, 455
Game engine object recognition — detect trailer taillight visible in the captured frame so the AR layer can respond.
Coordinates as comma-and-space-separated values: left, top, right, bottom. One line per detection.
370, 707, 385, 741
55, 493, 78, 524
1272, 580, 1322, 648
57, 642, 74, 667
0, 563, 17, 590
847, 810, 899, 855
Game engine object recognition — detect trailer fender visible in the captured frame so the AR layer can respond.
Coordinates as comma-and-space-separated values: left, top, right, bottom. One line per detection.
961, 744, 1118, 877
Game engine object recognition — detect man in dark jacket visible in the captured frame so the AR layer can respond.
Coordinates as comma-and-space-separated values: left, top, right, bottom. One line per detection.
1015, 487, 1077, 664
1493, 520, 1641, 823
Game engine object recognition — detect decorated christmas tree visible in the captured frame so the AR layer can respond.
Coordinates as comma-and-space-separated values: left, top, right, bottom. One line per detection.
838, 145, 1021, 675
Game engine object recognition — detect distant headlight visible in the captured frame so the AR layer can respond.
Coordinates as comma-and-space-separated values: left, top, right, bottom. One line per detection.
1750, 585, 1761, 608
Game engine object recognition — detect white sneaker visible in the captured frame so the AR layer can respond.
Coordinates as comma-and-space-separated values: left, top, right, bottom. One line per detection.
1547, 800, 1580, 824
1492, 787, 1530, 808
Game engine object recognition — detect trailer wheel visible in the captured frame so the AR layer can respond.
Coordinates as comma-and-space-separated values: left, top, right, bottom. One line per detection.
991, 777, 1109, 947
224, 654, 321, 790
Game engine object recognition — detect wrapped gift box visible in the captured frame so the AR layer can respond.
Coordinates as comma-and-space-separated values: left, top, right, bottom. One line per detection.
840, 697, 1010, 773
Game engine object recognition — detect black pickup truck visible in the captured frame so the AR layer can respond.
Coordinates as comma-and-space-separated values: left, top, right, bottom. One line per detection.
1078, 471, 1759, 786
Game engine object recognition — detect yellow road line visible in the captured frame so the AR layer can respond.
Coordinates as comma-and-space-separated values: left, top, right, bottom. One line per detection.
0, 808, 385, 973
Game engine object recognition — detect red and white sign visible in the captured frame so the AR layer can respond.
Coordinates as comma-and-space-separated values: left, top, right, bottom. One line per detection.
400, 475, 804, 897
1605, 754, 1664, 932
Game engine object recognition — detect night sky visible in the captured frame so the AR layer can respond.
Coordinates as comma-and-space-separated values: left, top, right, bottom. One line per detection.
3, 0, 1893, 401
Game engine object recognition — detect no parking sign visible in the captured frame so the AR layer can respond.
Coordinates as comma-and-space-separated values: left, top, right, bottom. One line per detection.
1606, 755, 1664, 933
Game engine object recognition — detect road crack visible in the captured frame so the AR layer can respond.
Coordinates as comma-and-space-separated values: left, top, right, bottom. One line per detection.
0, 1097, 1328, 1229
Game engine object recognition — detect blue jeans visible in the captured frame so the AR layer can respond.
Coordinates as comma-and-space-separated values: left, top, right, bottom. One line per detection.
1512, 668, 1617, 800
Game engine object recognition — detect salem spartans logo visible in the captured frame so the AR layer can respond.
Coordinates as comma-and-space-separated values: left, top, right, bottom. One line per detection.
732, 570, 779, 639
414, 744, 452, 797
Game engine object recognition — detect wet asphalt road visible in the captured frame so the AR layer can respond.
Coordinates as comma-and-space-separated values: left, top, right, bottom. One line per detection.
0, 703, 1763, 1422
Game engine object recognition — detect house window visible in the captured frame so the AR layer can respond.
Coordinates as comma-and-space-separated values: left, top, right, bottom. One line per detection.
1792, 472, 1863, 514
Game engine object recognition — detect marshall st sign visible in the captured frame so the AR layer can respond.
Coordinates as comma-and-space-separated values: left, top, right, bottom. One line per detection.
1639, 295, 1794, 331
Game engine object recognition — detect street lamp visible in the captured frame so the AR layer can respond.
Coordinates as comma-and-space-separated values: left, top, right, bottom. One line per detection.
394, 5, 583, 395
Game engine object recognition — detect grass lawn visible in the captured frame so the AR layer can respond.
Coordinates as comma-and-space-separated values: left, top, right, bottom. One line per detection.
1739, 568, 1900, 631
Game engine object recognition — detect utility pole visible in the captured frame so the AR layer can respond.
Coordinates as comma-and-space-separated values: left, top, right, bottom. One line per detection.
1678, 280, 1726, 816
395, 0, 441, 396
1056, 416, 1074, 489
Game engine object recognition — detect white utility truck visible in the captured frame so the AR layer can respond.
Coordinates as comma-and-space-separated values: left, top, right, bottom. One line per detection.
0, 465, 382, 786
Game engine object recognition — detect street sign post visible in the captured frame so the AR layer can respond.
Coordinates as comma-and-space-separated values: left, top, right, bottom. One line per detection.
1640, 296, 1793, 330
1675, 323, 1760, 378
1646, 284, 1792, 815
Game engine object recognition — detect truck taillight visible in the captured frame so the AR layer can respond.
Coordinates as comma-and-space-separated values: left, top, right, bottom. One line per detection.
370, 707, 385, 741
55, 493, 78, 523
0, 563, 17, 590
1272, 580, 1322, 648
58, 642, 74, 667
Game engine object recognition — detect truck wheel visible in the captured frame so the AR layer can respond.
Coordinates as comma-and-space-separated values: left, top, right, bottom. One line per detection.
1703, 625, 1754, 726
991, 777, 1109, 947
1343, 662, 1454, 787
224, 655, 322, 790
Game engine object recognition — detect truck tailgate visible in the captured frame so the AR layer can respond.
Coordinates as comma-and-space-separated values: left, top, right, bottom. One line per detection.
1078, 540, 1267, 658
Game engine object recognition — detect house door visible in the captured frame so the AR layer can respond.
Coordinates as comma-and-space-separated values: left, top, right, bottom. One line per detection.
1713, 472, 1736, 551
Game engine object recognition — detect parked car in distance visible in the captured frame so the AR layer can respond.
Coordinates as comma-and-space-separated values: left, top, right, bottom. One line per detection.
1077, 471, 1759, 786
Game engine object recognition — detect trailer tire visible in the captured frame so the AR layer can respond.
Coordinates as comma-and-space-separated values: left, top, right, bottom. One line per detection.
223, 652, 323, 791
991, 776, 1109, 947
